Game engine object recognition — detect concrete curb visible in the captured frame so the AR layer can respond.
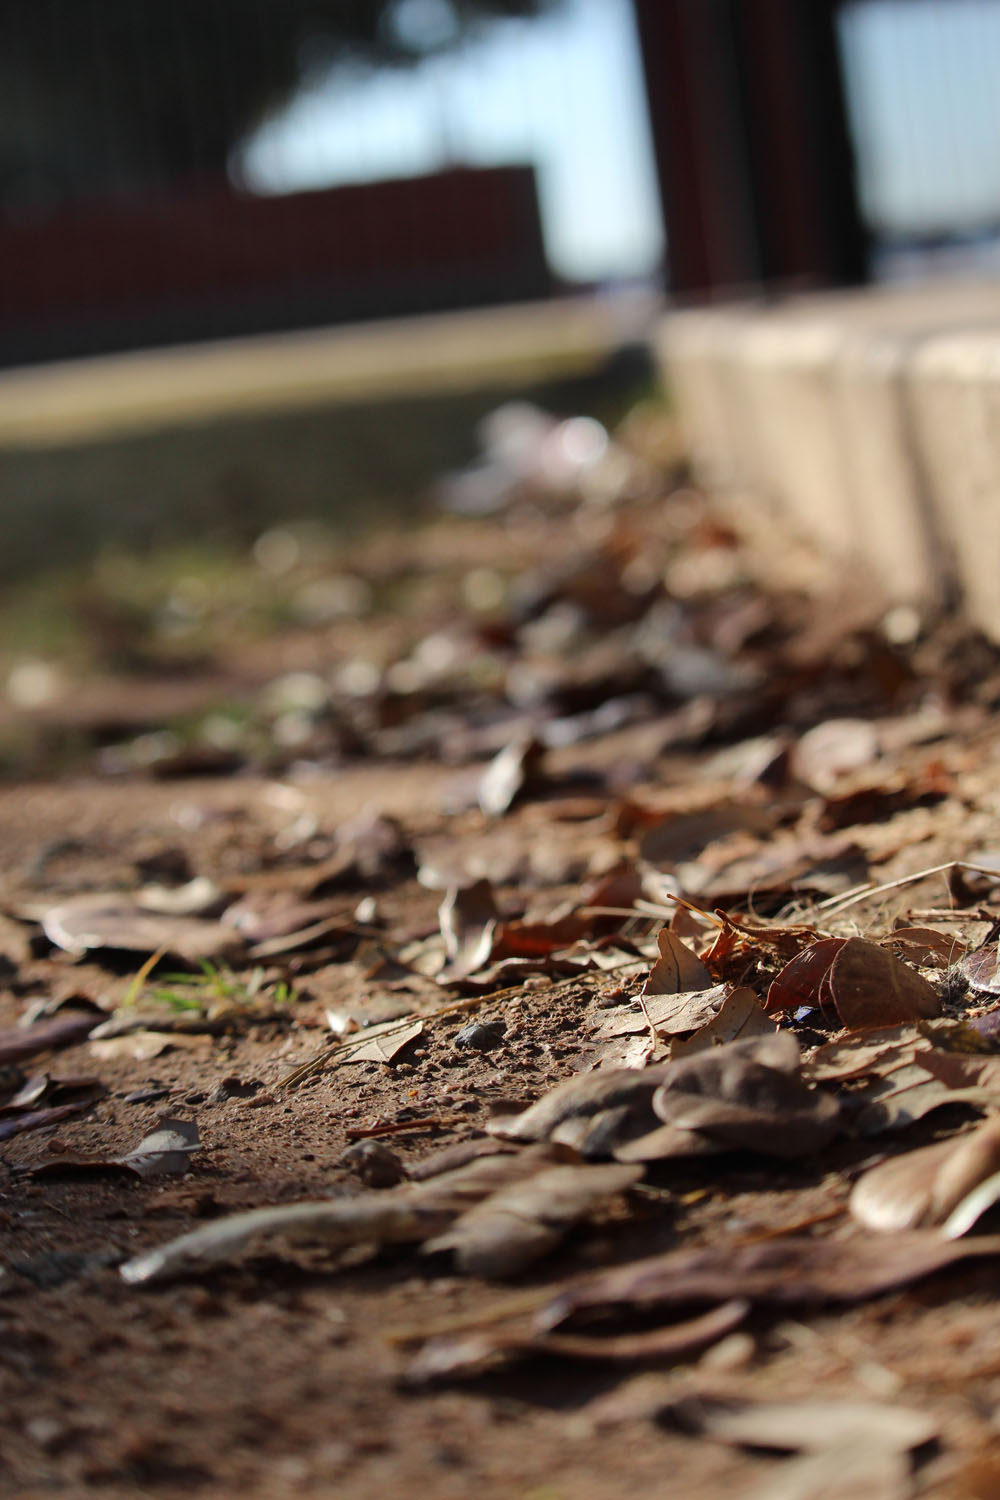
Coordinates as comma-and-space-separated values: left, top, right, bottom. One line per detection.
658, 281, 1000, 639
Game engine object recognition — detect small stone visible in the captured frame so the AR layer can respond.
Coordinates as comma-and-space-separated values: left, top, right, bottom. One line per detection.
454, 1021, 506, 1053
337, 1140, 407, 1188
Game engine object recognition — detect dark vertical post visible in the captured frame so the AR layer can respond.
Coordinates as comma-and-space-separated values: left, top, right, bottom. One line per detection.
632, 0, 870, 298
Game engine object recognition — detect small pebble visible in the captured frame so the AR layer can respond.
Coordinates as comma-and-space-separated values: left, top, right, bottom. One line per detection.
454, 1021, 506, 1053
337, 1140, 407, 1188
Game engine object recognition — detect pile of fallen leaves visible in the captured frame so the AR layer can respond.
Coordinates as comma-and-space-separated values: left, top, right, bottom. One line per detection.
8, 396, 1000, 1495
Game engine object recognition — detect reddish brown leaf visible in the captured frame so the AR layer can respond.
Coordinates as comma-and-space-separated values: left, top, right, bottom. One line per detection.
882, 925, 966, 968
827, 937, 940, 1029
764, 938, 846, 1016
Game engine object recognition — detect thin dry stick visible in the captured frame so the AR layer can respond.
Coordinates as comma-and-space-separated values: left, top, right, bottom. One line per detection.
811, 861, 1000, 921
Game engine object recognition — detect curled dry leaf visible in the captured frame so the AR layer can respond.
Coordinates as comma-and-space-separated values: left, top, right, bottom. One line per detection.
42, 893, 239, 962
121, 1149, 561, 1285
485, 1065, 670, 1149
851, 1116, 1000, 1234
616, 1033, 840, 1163
26, 1117, 200, 1180
478, 734, 545, 817
422, 1163, 642, 1277
437, 879, 499, 981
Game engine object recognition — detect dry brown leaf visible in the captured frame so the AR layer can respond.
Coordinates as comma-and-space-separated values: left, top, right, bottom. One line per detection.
765, 938, 846, 1016
26, 1117, 200, 1180
827, 937, 941, 1028
617, 1033, 840, 1162
639, 805, 775, 868
803, 1026, 926, 1083
43, 893, 239, 961
422, 1163, 642, 1277
883, 924, 966, 968
478, 734, 545, 817
0, 1098, 100, 1142
437, 879, 499, 981
644, 927, 712, 995
594, 984, 728, 1041
0, 1012, 97, 1066
670, 986, 776, 1057
962, 941, 1000, 996
669, 1393, 938, 1455
486, 1066, 669, 1148
535, 1230, 1000, 1331
407, 1300, 748, 1383
121, 1149, 562, 1285
851, 1116, 1000, 1233
334, 1018, 424, 1066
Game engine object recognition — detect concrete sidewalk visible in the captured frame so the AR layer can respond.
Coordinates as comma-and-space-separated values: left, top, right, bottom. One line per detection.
659, 280, 1000, 642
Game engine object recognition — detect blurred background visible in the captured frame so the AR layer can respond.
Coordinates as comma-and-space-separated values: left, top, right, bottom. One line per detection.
6, 0, 1000, 365
2, 0, 1000, 762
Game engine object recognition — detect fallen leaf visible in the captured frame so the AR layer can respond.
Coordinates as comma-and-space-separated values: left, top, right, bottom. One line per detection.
535, 1230, 1000, 1331
26, 1117, 200, 1179
827, 938, 941, 1028
793, 717, 879, 792
617, 1034, 840, 1162
478, 734, 545, 817
670, 986, 776, 1056
803, 1026, 926, 1083
883, 924, 966, 968
594, 984, 729, 1041
851, 1116, 1000, 1233
407, 1300, 748, 1382
742, 1447, 910, 1500
962, 940, 1000, 996
765, 938, 846, 1016
120, 1150, 562, 1284
422, 1163, 642, 1277
0, 1099, 100, 1142
485, 1066, 669, 1147
437, 880, 499, 981
667, 1393, 937, 1455
90, 1031, 207, 1062
42, 893, 239, 961
334, 1018, 424, 1066
639, 805, 775, 868
644, 927, 712, 995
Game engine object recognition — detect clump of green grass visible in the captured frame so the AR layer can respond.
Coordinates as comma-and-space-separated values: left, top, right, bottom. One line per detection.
128, 956, 299, 1014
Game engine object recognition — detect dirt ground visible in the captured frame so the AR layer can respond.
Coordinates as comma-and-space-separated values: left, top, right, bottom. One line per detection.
6, 403, 1000, 1499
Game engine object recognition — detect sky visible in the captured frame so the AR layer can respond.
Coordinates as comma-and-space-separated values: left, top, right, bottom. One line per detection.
238, 0, 1000, 287
237, 0, 665, 285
